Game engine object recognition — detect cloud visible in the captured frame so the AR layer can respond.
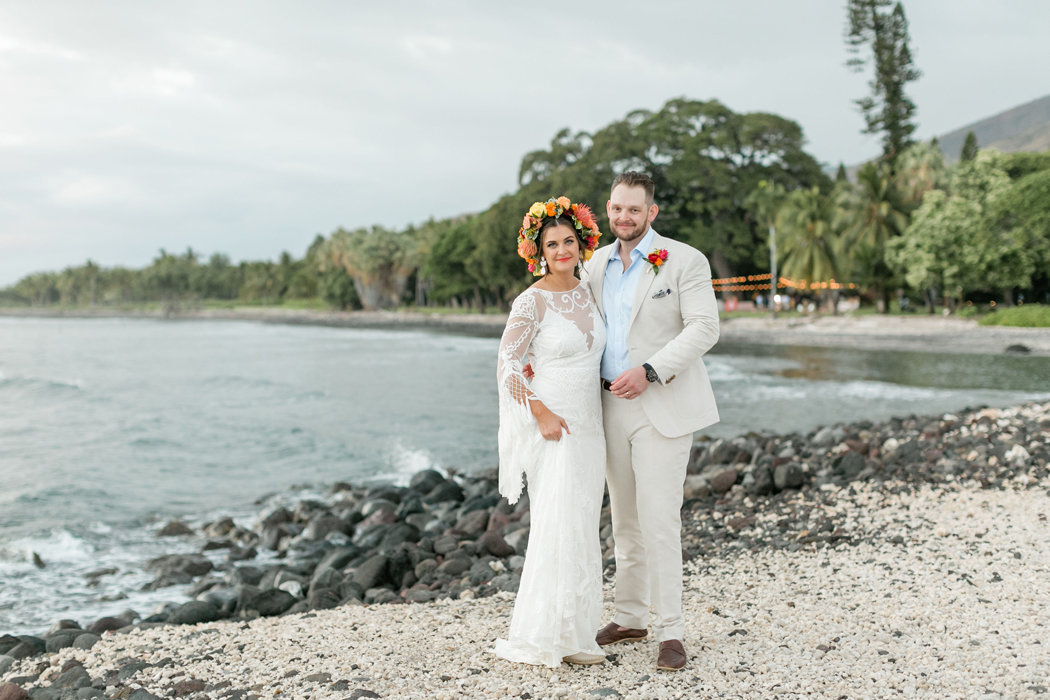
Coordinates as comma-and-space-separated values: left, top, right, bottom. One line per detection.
51, 175, 140, 206
399, 34, 454, 62
0, 34, 82, 61
0, 233, 37, 252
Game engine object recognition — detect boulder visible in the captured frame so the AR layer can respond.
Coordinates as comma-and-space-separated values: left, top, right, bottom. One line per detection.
52, 663, 91, 689
46, 619, 81, 635
409, 469, 446, 495
683, 475, 711, 500
251, 588, 297, 617
302, 514, 351, 541
44, 631, 80, 653
168, 600, 221, 625
453, 509, 490, 537
709, 468, 738, 495
748, 466, 775, 496
0, 636, 17, 655
202, 516, 236, 537
423, 481, 464, 504
834, 451, 866, 480
0, 683, 28, 700
360, 498, 399, 519
351, 554, 390, 591
773, 462, 804, 490
438, 557, 471, 577
156, 520, 193, 537
504, 528, 529, 555
477, 531, 515, 558
72, 633, 101, 650
432, 534, 459, 555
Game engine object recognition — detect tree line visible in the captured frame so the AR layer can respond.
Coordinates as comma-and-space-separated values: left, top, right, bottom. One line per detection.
3, 106, 1048, 314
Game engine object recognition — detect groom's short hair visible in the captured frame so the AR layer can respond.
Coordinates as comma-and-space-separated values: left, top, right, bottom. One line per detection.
611, 171, 655, 205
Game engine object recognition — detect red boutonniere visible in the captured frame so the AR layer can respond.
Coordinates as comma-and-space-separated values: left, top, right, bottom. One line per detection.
646, 249, 669, 273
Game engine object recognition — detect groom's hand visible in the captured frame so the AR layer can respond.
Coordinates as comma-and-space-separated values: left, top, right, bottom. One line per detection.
610, 366, 649, 400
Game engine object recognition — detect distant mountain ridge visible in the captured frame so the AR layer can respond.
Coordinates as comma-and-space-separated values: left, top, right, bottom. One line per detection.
839, 94, 1050, 173
937, 94, 1050, 163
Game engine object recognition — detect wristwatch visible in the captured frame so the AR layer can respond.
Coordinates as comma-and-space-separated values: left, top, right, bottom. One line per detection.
642, 363, 659, 383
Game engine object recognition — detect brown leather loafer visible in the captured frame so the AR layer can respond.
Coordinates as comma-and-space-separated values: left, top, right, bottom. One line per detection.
595, 622, 648, 646
657, 639, 686, 671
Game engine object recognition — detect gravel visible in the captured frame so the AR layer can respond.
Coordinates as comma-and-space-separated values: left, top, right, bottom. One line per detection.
4, 474, 1048, 698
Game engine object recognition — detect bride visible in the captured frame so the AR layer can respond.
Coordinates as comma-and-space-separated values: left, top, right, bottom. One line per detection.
492, 196, 608, 667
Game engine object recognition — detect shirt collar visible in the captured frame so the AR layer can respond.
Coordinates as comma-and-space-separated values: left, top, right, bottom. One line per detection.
609, 227, 657, 267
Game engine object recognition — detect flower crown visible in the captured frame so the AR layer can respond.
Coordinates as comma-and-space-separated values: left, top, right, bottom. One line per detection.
516, 196, 602, 276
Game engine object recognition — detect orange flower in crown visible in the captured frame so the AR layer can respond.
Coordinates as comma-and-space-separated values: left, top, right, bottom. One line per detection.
516, 196, 603, 276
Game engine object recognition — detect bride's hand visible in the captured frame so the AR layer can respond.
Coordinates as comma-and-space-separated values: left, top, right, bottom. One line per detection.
536, 409, 570, 441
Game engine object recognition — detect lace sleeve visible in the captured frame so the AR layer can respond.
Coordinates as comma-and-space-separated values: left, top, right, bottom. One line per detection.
496, 291, 541, 504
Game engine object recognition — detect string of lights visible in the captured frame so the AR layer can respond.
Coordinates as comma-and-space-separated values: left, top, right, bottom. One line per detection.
711, 275, 857, 293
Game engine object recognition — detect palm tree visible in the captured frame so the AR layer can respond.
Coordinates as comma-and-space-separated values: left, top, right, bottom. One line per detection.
319, 227, 417, 310
895, 140, 947, 208
777, 187, 842, 313
834, 160, 910, 312
744, 180, 787, 317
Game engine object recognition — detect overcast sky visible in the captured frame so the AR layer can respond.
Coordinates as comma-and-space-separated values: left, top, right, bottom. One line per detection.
1, 1, 1048, 286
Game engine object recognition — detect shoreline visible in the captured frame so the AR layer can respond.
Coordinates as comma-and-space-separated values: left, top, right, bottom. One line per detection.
3, 306, 1050, 355
2, 400, 1049, 698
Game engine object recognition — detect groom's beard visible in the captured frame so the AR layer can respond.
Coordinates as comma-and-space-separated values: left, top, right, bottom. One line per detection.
611, 221, 647, 243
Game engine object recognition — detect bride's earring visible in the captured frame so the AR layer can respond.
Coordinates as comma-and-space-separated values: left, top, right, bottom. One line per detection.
540, 258, 547, 275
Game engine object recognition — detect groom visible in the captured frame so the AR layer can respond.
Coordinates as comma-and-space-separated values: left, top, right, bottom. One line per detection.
583, 171, 720, 671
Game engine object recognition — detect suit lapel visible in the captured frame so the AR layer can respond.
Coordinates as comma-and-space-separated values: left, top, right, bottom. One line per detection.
585, 245, 612, 317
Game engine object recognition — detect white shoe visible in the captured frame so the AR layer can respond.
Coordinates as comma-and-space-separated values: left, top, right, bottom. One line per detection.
563, 652, 606, 665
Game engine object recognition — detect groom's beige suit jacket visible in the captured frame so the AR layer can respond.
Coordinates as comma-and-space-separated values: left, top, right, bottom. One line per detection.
583, 231, 720, 437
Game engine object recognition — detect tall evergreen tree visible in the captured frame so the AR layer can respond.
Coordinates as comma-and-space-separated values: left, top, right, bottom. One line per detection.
835, 163, 849, 183
846, 0, 922, 166
960, 131, 978, 162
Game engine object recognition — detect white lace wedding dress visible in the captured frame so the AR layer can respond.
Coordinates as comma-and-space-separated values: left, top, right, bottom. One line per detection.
492, 282, 607, 667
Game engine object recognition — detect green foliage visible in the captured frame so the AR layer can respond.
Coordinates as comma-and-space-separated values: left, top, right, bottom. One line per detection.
2, 241, 324, 309
318, 267, 359, 310
998, 150, 1050, 180
889, 148, 1050, 306
834, 160, 910, 309
983, 167, 1050, 290
895, 140, 948, 206
420, 218, 479, 305
845, 0, 922, 164
978, 304, 1050, 327
500, 97, 828, 286
777, 187, 840, 285
887, 188, 978, 300
960, 131, 978, 162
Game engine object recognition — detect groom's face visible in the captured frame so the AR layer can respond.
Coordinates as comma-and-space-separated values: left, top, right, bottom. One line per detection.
607, 184, 657, 243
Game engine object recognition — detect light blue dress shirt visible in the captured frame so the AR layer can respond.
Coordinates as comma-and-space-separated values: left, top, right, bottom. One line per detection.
600, 227, 656, 381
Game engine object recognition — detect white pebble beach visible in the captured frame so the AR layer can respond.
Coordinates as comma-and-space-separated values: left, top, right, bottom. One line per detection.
11, 475, 1049, 699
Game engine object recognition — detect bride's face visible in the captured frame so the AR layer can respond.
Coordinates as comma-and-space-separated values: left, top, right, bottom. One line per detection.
540, 223, 581, 275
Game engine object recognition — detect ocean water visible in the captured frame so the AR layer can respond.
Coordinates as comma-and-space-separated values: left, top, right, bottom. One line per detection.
1, 317, 1048, 635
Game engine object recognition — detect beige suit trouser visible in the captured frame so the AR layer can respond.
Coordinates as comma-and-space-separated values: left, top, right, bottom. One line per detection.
601, 391, 691, 642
